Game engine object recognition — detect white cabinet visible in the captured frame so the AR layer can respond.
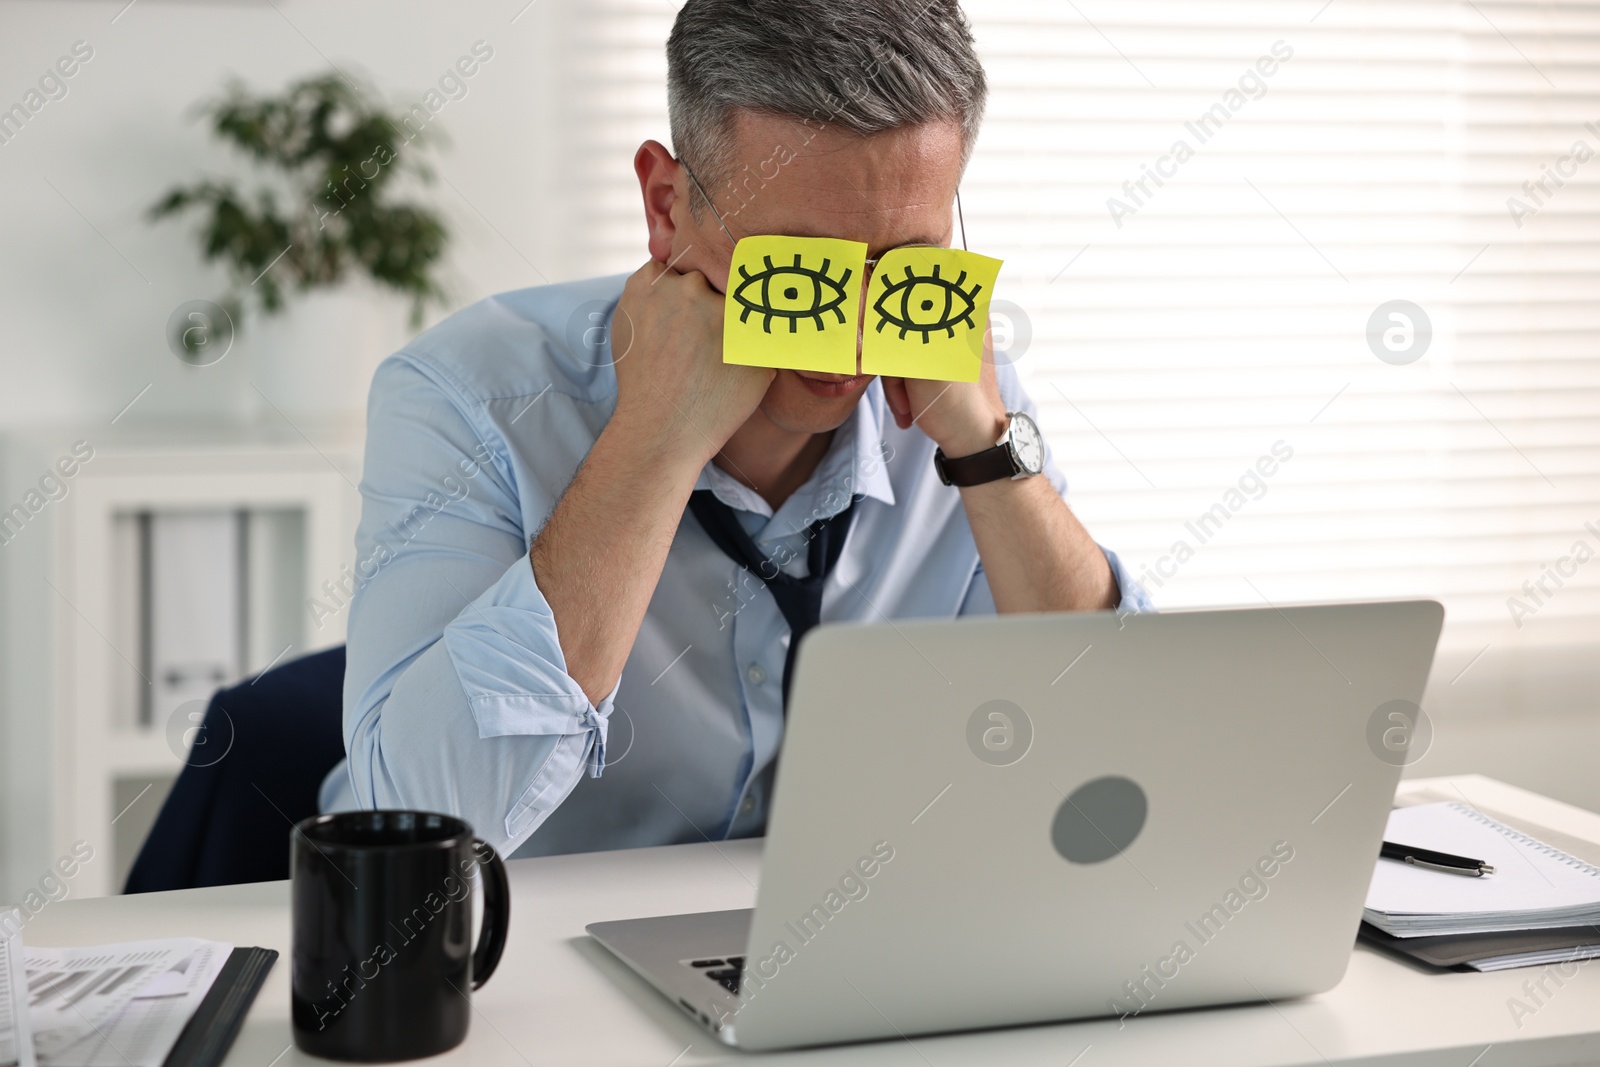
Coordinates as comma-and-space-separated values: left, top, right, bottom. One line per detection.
1, 425, 361, 899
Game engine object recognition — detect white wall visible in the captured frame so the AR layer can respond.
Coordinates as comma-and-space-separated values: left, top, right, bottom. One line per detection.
0, 0, 595, 430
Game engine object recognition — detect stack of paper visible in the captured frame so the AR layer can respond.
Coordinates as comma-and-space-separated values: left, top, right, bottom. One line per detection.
1363, 803, 1600, 971
1, 909, 34, 1067
4, 934, 229, 1067
1365, 803, 1600, 936
1473, 946, 1600, 972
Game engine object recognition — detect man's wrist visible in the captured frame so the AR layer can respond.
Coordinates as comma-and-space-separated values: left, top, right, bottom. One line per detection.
934, 407, 1009, 460
600, 404, 715, 483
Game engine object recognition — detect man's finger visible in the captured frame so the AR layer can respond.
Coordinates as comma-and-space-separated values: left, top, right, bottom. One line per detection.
882, 377, 913, 430
647, 257, 681, 286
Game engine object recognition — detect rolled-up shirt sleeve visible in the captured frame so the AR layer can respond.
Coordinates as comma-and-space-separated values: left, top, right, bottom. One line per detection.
343, 353, 614, 853
959, 544, 1152, 617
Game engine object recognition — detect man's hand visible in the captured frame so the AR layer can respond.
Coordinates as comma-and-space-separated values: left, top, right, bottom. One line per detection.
534, 259, 773, 704
878, 324, 1009, 459
609, 259, 774, 463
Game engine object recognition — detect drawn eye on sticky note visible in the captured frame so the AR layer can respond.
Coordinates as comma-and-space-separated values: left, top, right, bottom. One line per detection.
861, 246, 1003, 383
723, 235, 868, 375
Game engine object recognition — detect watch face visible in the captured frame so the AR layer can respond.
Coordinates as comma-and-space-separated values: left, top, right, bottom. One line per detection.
1010, 412, 1045, 474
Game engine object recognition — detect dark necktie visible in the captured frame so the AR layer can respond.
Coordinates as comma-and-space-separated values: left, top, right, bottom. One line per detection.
689, 489, 859, 705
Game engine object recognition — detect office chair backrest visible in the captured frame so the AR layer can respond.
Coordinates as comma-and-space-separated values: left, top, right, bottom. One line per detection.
124, 645, 348, 893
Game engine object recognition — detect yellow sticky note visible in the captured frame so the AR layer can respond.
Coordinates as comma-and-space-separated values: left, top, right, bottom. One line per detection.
861, 246, 1003, 382
723, 235, 868, 374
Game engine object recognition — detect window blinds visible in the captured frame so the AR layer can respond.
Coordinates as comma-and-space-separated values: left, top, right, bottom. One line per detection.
562, 0, 1600, 653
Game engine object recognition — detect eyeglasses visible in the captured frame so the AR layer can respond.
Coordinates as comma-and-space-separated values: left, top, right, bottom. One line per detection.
679, 157, 970, 265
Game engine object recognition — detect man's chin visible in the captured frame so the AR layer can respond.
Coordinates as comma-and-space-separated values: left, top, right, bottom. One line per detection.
759, 369, 875, 434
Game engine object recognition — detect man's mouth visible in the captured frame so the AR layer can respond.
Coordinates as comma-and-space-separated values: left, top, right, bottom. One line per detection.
791, 370, 868, 398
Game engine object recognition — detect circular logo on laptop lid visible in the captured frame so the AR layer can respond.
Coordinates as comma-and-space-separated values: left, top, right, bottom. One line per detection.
1051, 776, 1147, 864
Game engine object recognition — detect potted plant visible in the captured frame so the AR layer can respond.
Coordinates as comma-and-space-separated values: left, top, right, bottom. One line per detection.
151, 73, 450, 356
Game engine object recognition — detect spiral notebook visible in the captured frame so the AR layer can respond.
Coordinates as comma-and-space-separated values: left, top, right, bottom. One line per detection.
1364, 802, 1600, 938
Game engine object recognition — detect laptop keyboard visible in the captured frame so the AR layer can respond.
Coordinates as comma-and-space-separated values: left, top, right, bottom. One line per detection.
689, 956, 744, 994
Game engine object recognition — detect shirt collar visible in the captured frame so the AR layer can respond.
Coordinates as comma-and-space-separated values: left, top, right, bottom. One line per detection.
696, 379, 898, 523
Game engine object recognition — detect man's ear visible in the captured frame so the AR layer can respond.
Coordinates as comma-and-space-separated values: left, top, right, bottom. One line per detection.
635, 140, 682, 263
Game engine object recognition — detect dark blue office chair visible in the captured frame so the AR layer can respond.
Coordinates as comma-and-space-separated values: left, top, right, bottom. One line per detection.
124, 645, 348, 893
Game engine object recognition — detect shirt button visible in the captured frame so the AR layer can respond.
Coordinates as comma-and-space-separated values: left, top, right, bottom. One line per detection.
746, 663, 767, 685
739, 796, 757, 816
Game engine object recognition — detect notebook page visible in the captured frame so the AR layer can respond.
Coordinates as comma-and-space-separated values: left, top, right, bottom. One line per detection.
1366, 802, 1600, 917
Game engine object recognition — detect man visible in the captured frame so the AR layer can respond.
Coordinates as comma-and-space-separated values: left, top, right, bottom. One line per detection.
318, 0, 1150, 857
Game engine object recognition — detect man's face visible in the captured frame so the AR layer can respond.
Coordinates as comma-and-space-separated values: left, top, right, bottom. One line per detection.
665, 112, 965, 435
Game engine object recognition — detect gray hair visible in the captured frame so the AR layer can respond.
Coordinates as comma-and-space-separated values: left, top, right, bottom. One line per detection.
666, 0, 987, 215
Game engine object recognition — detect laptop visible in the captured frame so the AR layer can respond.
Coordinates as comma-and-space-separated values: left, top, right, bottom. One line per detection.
587, 600, 1444, 1050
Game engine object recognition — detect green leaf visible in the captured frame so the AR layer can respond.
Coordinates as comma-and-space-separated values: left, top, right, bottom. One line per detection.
149, 72, 452, 333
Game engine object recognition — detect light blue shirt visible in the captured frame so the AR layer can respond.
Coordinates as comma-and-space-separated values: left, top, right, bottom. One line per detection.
318, 273, 1152, 858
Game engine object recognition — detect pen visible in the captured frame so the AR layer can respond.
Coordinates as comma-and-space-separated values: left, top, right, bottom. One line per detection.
1380, 840, 1495, 877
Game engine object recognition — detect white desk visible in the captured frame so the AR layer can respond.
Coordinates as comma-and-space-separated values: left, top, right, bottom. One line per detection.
26, 775, 1600, 1066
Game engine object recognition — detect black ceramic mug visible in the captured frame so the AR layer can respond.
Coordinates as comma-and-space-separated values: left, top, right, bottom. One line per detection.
290, 811, 510, 1061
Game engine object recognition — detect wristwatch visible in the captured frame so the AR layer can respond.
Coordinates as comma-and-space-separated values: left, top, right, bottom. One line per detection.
934, 411, 1046, 487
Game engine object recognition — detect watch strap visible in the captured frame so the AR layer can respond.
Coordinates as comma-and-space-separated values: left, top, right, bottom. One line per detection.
936, 441, 1018, 487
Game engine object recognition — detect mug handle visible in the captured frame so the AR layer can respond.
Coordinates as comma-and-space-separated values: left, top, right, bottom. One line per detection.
470, 840, 511, 990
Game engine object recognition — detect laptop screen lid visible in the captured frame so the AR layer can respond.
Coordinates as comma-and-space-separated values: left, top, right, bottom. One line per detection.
730, 600, 1443, 1051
